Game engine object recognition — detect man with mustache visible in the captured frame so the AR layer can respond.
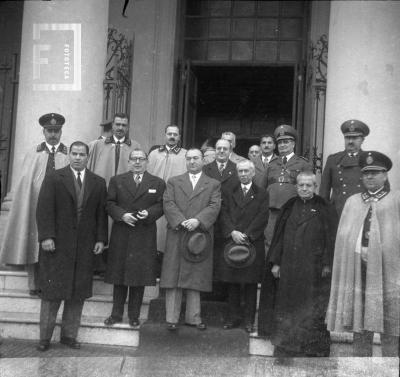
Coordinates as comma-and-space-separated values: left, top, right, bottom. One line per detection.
147, 125, 187, 256
320, 119, 370, 219
87, 113, 141, 186
0, 113, 69, 296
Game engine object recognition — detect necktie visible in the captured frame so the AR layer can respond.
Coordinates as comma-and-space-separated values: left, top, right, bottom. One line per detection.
219, 163, 225, 175
46, 146, 56, 174
282, 156, 287, 165
242, 185, 248, 197
134, 174, 141, 186
77, 171, 82, 189
191, 174, 197, 188
263, 157, 268, 168
115, 141, 121, 174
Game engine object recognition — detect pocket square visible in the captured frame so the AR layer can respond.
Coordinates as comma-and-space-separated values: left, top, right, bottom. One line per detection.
149, 189, 156, 193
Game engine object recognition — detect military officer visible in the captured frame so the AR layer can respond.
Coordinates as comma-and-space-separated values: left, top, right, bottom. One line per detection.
264, 125, 312, 253
319, 119, 370, 219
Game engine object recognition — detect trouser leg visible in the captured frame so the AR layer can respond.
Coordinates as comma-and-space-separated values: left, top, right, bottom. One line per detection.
381, 334, 399, 357
226, 283, 241, 322
39, 299, 61, 341
26, 263, 39, 291
185, 289, 201, 325
165, 288, 182, 323
60, 299, 84, 340
353, 331, 374, 356
111, 285, 128, 320
243, 283, 258, 325
264, 210, 279, 256
127, 286, 145, 321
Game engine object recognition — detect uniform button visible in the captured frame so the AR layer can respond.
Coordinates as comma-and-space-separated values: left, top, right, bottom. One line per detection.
343, 184, 346, 187
357, 184, 361, 187
339, 178, 343, 181
338, 171, 342, 175
343, 191, 346, 195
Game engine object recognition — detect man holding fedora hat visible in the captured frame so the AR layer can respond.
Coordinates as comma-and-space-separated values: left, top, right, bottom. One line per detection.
160, 148, 221, 331
218, 159, 268, 333
0, 113, 69, 295
326, 151, 399, 357
320, 119, 370, 219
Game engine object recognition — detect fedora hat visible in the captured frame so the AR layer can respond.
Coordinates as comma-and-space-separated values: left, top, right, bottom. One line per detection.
223, 240, 256, 269
181, 230, 211, 263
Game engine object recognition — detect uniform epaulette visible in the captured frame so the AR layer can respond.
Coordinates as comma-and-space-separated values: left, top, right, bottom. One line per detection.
159, 145, 182, 154
36, 142, 46, 152
59, 143, 68, 155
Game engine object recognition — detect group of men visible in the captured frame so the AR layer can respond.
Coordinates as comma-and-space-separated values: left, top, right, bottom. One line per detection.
0, 112, 398, 358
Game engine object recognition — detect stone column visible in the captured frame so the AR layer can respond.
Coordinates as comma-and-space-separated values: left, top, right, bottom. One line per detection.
10, 0, 109, 189
324, 1, 400, 188
113, 0, 179, 151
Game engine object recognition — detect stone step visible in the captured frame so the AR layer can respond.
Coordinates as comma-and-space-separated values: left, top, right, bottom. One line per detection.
0, 311, 139, 347
248, 332, 382, 356
0, 289, 152, 320
0, 270, 157, 297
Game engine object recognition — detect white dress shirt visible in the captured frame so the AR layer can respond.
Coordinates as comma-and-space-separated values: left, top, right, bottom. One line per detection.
190, 172, 202, 188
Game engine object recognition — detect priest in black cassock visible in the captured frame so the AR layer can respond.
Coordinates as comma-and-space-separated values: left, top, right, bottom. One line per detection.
258, 171, 334, 357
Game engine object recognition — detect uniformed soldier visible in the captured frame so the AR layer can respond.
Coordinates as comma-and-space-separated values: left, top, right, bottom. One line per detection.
264, 125, 312, 253
319, 119, 370, 220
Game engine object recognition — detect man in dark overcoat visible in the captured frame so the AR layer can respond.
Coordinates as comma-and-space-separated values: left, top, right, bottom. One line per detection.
104, 149, 165, 327
258, 171, 334, 357
319, 119, 370, 221
203, 138, 239, 300
36, 141, 108, 351
160, 148, 221, 331
218, 159, 268, 333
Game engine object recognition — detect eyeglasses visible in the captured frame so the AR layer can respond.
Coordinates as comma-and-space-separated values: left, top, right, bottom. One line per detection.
130, 157, 147, 162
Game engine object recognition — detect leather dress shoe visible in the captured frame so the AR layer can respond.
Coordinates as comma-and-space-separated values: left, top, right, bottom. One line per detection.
104, 316, 122, 326
129, 319, 140, 327
36, 340, 50, 352
166, 322, 179, 331
223, 319, 241, 330
60, 337, 81, 349
185, 322, 207, 331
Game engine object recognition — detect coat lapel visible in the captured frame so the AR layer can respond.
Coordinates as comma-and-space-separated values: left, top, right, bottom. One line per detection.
242, 185, 256, 206
221, 160, 236, 182
179, 173, 193, 198
82, 169, 94, 208
122, 172, 138, 199
60, 166, 77, 203
133, 171, 151, 200
189, 172, 208, 200
232, 185, 245, 208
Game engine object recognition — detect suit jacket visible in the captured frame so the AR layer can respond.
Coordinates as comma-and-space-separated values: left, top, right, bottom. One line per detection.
319, 150, 363, 217
105, 171, 165, 286
253, 154, 278, 190
36, 166, 108, 300
203, 159, 239, 194
217, 182, 269, 283
160, 172, 221, 291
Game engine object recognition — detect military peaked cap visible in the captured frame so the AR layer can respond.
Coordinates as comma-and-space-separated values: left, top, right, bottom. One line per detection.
38, 113, 65, 129
341, 119, 369, 137
274, 124, 297, 141
359, 151, 392, 172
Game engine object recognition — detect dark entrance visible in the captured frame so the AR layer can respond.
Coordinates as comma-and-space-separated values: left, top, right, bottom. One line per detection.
194, 65, 294, 156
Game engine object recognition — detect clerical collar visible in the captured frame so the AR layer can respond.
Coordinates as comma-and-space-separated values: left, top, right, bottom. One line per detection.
70, 167, 86, 181
45, 142, 60, 152
348, 151, 358, 157
361, 186, 389, 202
159, 144, 181, 154
300, 194, 314, 203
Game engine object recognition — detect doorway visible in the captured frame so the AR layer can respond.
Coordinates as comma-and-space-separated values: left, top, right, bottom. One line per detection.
180, 65, 295, 157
